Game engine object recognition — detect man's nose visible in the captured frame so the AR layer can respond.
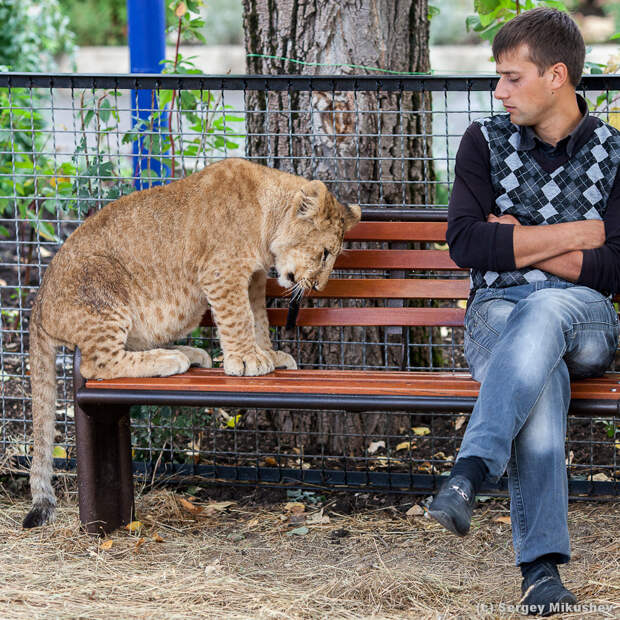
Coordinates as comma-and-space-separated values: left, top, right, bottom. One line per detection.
494, 77, 507, 100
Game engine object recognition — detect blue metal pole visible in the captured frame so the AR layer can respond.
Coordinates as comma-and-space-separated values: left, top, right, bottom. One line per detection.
127, 0, 168, 189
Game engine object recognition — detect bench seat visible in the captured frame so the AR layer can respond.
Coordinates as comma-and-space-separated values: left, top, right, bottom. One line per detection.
81, 368, 620, 413
72, 219, 620, 534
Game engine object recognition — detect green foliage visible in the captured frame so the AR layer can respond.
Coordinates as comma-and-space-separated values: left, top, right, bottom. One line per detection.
0, 0, 244, 247
58, 0, 126, 47
0, 0, 76, 72
0, 0, 76, 244
466, 0, 568, 43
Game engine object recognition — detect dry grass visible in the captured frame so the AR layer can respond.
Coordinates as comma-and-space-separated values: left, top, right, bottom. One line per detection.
0, 483, 617, 619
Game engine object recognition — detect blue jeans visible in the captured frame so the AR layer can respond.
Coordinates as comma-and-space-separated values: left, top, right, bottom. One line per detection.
459, 282, 618, 565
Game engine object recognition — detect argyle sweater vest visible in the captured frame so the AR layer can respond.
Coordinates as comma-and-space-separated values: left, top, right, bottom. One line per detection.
470, 114, 620, 294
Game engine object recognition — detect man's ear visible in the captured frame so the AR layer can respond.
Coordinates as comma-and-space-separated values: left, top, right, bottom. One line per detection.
294, 180, 327, 220
343, 203, 361, 231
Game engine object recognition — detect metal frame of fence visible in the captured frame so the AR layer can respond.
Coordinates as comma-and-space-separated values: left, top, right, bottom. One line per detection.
0, 72, 618, 499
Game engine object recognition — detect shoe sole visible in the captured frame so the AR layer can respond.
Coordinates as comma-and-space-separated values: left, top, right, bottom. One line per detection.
427, 507, 468, 537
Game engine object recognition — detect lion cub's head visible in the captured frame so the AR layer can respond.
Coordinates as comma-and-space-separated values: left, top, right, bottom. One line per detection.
271, 180, 361, 293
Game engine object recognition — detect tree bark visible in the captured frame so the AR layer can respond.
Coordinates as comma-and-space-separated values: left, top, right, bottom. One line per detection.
242, 0, 432, 453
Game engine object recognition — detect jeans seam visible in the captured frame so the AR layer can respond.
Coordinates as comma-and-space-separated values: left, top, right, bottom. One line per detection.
509, 445, 527, 565
465, 331, 493, 356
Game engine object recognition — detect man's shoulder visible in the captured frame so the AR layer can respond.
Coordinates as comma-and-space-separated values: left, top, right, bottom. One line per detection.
472, 114, 516, 143
590, 116, 620, 146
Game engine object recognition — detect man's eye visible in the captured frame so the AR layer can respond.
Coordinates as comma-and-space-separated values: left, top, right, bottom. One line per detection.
508, 77, 519, 83
323, 248, 330, 261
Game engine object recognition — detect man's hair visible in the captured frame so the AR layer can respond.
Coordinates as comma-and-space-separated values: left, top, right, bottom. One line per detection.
492, 8, 585, 87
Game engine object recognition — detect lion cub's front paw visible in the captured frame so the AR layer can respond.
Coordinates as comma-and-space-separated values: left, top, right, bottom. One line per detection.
270, 350, 297, 370
174, 346, 212, 368
224, 347, 275, 376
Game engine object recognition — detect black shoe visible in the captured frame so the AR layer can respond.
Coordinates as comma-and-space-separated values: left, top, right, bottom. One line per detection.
427, 475, 475, 536
519, 561, 577, 616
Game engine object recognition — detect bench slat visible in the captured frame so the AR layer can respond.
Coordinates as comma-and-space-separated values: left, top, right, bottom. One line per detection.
335, 250, 463, 270
85, 368, 620, 400
265, 278, 470, 299
345, 221, 448, 242
201, 307, 466, 327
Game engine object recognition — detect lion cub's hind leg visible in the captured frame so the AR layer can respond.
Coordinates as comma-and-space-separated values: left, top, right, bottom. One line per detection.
77, 320, 192, 379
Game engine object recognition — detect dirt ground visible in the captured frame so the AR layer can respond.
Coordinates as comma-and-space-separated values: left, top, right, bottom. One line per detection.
0, 478, 617, 620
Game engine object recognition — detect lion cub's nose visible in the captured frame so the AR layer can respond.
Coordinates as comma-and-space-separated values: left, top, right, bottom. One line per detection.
287, 272, 296, 283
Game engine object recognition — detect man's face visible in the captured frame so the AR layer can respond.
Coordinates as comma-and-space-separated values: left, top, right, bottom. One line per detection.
494, 44, 555, 127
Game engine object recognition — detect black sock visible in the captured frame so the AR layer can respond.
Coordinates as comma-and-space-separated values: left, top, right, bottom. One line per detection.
520, 553, 565, 578
450, 456, 488, 495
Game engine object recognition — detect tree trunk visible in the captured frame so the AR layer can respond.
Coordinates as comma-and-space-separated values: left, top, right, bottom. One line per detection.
242, 0, 432, 453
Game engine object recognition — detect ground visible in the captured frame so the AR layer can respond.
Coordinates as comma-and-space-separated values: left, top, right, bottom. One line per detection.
0, 481, 617, 619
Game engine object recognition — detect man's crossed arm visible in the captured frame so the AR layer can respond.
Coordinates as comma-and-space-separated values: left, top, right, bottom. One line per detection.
487, 214, 606, 282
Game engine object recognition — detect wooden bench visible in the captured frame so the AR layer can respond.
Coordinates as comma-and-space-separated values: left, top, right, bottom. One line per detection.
72, 221, 620, 534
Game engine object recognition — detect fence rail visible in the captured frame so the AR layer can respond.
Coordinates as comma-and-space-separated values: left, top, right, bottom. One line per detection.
1, 72, 619, 498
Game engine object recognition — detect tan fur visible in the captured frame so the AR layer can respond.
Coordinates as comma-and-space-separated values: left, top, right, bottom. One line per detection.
24, 158, 361, 527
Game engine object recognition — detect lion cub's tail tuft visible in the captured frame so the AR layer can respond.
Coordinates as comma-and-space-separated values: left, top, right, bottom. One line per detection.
23, 318, 58, 528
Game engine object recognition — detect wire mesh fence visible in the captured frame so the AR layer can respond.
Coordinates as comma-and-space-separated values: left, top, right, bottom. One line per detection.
1, 73, 619, 497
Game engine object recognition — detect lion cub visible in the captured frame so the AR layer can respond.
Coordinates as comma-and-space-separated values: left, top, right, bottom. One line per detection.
24, 158, 361, 528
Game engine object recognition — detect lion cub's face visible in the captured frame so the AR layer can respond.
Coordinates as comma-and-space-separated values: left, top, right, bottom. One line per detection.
271, 180, 361, 293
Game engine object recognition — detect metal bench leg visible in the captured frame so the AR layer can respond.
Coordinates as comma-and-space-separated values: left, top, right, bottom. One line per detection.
73, 349, 135, 535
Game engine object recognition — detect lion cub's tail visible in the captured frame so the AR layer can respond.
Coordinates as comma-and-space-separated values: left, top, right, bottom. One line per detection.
23, 316, 58, 528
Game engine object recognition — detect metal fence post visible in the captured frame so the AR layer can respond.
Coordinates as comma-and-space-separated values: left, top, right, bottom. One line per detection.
127, 0, 169, 189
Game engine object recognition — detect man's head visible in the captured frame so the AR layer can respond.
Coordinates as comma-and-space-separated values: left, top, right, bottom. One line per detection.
492, 8, 585, 127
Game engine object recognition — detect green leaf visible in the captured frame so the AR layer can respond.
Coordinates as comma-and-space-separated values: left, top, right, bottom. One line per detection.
611, 32, 620, 41
427, 5, 440, 19
465, 15, 481, 33
0, 225, 9, 237
286, 526, 309, 536
100, 99, 111, 124
83, 109, 94, 128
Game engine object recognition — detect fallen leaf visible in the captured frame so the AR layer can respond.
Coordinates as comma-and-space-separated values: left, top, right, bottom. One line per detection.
406, 504, 425, 517
411, 426, 431, 436
52, 445, 67, 459
204, 501, 235, 512
247, 518, 260, 528
100, 539, 114, 550
286, 526, 309, 536
152, 533, 165, 543
178, 498, 203, 514
367, 440, 385, 455
615, 441, 620, 451
125, 521, 142, 532
454, 415, 467, 431
395, 441, 412, 452
263, 456, 278, 466
134, 537, 146, 551
284, 502, 305, 514
494, 515, 511, 525
306, 511, 330, 525
592, 472, 611, 482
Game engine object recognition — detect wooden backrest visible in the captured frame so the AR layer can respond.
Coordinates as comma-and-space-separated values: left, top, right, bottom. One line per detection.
202, 221, 468, 328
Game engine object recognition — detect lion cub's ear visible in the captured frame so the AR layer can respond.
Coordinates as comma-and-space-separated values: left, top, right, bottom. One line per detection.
343, 203, 361, 231
294, 180, 327, 220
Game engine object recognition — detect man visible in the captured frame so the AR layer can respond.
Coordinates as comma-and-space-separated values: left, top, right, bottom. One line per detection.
427, 7, 620, 617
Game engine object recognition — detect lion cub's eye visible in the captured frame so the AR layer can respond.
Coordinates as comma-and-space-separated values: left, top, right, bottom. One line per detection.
322, 248, 330, 262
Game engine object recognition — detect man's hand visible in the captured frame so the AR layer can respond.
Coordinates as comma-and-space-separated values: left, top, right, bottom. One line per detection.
487, 213, 521, 226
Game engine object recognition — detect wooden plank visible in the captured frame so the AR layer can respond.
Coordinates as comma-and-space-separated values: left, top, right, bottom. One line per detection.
201, 307, 466, 327
334, 249, 463, 271
87, 368, 620, 400
265, 278, 470, 299
345, 221, 448, 242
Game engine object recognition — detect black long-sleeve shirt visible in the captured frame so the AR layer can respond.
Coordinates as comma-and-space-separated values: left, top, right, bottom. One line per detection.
446, 104, 620, 294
